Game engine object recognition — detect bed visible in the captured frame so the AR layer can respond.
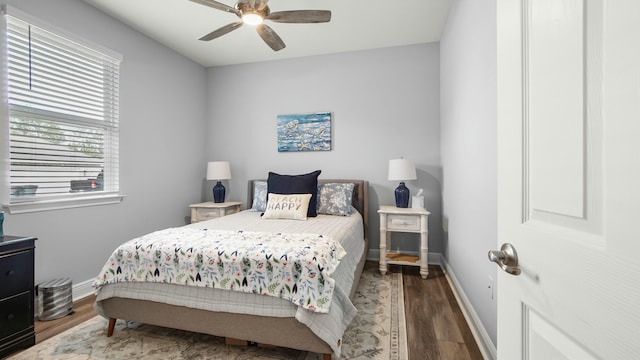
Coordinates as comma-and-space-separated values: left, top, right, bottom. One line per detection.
93, 178, 369, 360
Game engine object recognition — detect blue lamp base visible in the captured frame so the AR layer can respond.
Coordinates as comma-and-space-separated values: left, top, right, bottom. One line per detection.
213, 181, 226, 203
394, 182, 410, 208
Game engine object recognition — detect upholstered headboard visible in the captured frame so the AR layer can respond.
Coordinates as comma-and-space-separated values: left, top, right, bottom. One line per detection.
248, 179, 369, 238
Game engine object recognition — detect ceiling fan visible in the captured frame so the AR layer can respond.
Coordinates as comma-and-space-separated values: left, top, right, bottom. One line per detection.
190, 0, 332, 51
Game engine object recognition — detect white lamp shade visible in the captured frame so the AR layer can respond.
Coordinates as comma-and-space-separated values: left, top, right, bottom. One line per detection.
388, 158, 417, 181
206, 161, 231, 180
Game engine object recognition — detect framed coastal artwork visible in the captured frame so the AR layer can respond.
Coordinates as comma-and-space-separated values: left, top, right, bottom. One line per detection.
277, 112, 332, 152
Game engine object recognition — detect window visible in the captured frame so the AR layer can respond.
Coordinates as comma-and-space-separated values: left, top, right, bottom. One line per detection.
2, 9, 123, 213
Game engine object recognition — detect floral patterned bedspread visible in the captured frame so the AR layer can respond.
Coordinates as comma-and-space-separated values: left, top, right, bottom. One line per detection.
93, 228, 347, 313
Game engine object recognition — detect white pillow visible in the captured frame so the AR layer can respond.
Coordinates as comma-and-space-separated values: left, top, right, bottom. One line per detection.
262, 193, 312, 220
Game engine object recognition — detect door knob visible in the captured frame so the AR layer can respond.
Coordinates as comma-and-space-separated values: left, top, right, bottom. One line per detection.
488, 243, 521, 276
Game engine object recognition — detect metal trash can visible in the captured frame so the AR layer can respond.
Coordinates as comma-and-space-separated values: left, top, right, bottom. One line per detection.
37, 278, 73, 321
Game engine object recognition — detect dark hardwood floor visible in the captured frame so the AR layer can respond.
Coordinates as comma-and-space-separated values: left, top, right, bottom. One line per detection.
398, 264, 483, 360
33, 262, 483, 360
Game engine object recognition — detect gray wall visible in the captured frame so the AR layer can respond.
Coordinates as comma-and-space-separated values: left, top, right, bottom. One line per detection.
440, 0, 498, 347
204, 43, 443, 257
2, 0, 208, 285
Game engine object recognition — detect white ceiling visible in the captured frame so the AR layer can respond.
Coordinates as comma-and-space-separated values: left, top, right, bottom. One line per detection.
82, 0, 452, 67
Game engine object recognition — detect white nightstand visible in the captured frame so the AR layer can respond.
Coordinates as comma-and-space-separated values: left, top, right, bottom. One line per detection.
189, 201, 242, 223
378, 205, 431, 279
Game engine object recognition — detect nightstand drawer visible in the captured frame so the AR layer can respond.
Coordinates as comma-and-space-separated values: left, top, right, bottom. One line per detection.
194, 208, 223, 221
190, 202, 242, 223
387, 214, 420, 231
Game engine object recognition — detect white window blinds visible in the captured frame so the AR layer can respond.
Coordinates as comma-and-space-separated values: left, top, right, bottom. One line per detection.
6, 14, 121, 201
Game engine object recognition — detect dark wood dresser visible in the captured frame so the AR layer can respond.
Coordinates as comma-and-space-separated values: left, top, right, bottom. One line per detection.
0, 236, 36, 358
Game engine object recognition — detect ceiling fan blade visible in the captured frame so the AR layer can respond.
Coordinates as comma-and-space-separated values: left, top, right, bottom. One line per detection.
256, 24, 285, 51
266, 10, 331, 23
190, 0, 240, 16
199, 22, 243, 41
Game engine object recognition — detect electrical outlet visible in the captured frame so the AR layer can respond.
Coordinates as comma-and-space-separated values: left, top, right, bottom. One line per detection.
488, 276, 495, 300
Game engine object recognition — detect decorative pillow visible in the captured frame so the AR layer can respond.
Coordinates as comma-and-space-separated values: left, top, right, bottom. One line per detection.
262, 193, 312, 220
317, 183, 355, 216
267, 170, 321, 217
250, 181, 268, 212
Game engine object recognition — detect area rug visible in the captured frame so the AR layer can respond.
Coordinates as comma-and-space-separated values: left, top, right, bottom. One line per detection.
9, 264, 407, 360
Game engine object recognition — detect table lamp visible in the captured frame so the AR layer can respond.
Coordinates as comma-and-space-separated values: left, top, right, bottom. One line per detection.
206, 161, 231, 203
388, 158, 417, 208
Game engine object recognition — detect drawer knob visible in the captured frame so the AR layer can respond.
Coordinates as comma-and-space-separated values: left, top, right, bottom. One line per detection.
6, 270, 15, 276
7, 313, 15, 320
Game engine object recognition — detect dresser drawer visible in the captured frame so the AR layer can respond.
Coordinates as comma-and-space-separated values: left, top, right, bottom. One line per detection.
0, 250, 34, 299
387, 214, 421, 232
0, 291, 33, 340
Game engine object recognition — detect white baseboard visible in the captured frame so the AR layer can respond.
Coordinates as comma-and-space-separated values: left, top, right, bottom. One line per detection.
72, 278, 95, 301
439, 254, 497, 360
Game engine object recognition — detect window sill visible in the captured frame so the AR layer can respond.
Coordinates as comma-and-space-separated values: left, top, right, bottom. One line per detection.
3, 193, 126, 214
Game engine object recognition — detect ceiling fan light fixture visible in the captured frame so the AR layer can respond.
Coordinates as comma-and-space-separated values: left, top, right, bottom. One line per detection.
193, 0, 331, 52
242, 12, 263, 25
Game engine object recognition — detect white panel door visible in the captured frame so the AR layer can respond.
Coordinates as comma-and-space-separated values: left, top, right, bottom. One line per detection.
495, 0, 640, 359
